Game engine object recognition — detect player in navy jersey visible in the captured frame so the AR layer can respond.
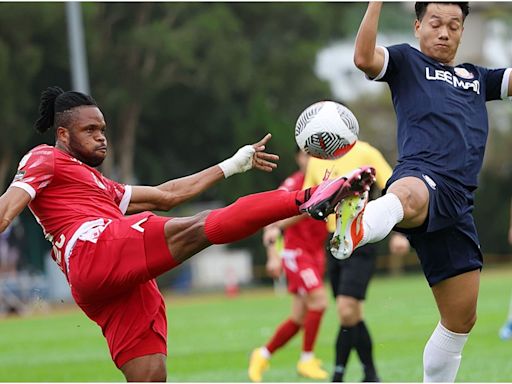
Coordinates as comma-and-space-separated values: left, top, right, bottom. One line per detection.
0, 86, 375, 381
325, 2, 512, 382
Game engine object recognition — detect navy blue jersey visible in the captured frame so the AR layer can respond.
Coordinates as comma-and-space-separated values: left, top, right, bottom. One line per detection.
373, 43, 510, 189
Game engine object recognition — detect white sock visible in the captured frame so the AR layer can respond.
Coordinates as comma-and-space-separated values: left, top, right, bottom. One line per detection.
361, 193, 404, 246
423, 322, 469, 382
260, 346, 271, 359
300, 351, 314, 362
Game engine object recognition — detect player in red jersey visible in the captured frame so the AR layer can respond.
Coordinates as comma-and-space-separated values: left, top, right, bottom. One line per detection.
248, 148, 329, 382
0, 87, 375, 381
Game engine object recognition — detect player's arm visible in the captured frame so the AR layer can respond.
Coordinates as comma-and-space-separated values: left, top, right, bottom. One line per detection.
126, 134, 279, 214
262, 224, 284, 278
264, 234, 282, 279
0, 187, 31, 233
353, 1, 386, 79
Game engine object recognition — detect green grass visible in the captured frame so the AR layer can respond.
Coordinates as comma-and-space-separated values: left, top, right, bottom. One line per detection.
1, 266, 512, 382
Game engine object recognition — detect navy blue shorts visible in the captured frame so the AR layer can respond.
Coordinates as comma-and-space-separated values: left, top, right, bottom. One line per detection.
327, 239, 377, 300
384, 164, 483, 286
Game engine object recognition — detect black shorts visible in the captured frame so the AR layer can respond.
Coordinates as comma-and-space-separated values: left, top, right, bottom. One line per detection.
384, 164, 483, 286
327, 240, 377, 300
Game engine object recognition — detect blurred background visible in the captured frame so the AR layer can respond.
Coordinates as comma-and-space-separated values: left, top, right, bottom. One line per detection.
1, 1, 512, 313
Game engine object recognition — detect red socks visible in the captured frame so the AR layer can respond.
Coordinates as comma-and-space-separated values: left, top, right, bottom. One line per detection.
204, 189, 303, 244
266, 318, 301, 354
303, 309, 325, 352
264, 309, 325, 354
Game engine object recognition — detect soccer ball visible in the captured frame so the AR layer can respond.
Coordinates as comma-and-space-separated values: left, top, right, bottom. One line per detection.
295, 101, 359, 159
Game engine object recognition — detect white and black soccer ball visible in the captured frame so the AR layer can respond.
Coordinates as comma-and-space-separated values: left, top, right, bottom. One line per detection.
295, 101, 359, 160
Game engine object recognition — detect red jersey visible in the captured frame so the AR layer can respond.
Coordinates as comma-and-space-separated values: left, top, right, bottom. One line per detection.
10, 145, 131, 274
278, 171, 327, 259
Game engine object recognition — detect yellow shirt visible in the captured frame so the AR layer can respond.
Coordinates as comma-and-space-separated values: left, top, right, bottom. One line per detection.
303, 140, 393, 232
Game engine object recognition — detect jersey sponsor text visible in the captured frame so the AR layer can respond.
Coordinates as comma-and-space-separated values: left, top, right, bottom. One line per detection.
425, 67, 480, 94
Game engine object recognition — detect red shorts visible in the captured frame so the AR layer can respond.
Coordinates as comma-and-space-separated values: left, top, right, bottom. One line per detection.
67, 212, 178, 368
281, 247, 325, 295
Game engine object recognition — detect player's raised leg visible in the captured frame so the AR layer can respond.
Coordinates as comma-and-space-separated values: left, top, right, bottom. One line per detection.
147, 170, 372, 277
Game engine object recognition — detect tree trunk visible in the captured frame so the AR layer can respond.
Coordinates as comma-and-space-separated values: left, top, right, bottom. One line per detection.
113, 4, 150, 185
118, 102, 141, 184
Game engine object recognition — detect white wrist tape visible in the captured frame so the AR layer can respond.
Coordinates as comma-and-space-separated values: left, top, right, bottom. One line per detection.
218, 145, 255, 178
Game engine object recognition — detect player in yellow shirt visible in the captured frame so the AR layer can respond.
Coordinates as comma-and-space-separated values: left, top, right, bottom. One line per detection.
249, 149, 329, 382
303, 140, 409, 382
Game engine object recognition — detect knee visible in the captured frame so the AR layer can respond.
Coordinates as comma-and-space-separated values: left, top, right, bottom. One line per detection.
306, 290, 329, 312
164, 211, 211, 263
443, 312, 477, 334
291, 314, 305, 326
337, 300, 361, 327
388, 179, 429, 226
307, 297, 328, 312
339, 308, 360, 327
399, 190, 426, 221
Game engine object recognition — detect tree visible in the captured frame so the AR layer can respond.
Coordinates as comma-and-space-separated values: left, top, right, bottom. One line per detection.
84, 3, 254, 183
0, 4, 67, 190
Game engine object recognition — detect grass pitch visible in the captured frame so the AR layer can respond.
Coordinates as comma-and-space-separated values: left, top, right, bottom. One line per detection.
1, 265, 512, 382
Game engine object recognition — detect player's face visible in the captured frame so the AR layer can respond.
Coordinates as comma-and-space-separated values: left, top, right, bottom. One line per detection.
66, 106, 108, 167
414, 3, 464, 66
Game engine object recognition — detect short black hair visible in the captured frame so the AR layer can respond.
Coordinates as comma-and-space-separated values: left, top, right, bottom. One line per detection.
34, 86, 98, 133
415, 2, 470, 21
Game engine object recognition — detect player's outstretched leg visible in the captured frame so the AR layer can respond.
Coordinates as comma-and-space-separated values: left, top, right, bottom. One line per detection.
153, 174, 376, 277
330, 191, 369, 260
204, 169, 373, 248
299, 166, 375, 220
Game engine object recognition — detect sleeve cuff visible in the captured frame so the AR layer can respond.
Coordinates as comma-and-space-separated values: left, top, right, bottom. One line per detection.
119, 185, 132, 214
501, 68, 512, 100
10, 182, 36, 200
366, 46, 389, 81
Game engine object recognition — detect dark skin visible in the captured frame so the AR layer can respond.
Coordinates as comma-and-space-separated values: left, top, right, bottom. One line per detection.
55, 106, 108, 167
0, 105, 279, 381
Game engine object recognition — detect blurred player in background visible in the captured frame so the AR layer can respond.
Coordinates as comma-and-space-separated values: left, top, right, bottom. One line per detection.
499, 200, 512, 340
0, 86, 375, 381
304, 140, 409, 382
339, 2, 512, 381
248, 148, 329, 382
